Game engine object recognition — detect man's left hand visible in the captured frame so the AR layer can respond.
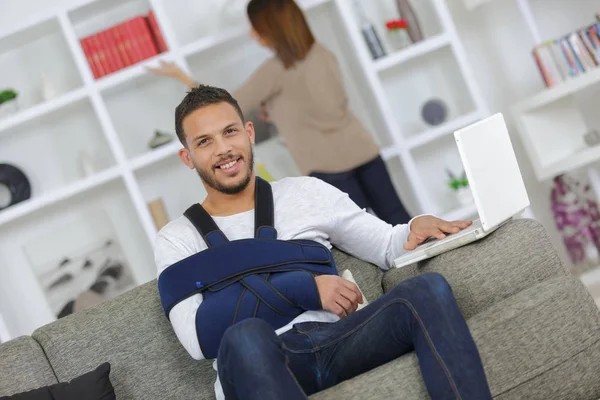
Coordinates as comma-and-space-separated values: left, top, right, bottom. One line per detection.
404, 216, 472, 251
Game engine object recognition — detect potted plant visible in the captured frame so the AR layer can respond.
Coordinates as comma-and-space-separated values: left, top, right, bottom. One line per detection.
0, 89, 19, 118
385, 19, 411, 51
446, 168, 473, 206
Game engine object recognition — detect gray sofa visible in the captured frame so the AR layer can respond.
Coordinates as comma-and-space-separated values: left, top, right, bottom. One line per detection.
2, 219, 600, 399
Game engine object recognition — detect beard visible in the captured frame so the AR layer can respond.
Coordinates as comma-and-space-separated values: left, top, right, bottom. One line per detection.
196, 148, 254, 195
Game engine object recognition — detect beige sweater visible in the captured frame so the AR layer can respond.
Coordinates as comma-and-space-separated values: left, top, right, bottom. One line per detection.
234, 43, 380, 175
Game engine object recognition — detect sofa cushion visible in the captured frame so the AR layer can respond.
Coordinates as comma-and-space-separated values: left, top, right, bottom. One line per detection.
382, 219, 568, 319
28, 247, 382, 400
332, 248, 383, 302
310, 276, 600, 399
32, 282, 216, 400
0, 362, 115, 400
0, 336, 58, 397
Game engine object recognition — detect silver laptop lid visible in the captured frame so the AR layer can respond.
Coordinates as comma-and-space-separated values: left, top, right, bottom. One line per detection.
454, 113, 530, 232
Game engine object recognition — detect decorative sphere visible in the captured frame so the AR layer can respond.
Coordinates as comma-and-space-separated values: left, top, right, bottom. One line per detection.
421, 99, 447, 126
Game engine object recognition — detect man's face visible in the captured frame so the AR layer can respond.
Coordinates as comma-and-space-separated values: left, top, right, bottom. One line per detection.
179, 102, 255, 195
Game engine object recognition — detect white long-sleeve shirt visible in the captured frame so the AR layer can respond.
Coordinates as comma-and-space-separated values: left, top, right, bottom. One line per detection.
154, 176, 415, 397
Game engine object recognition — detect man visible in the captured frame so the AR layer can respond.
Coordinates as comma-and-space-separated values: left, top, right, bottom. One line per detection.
155, 85, 492, 400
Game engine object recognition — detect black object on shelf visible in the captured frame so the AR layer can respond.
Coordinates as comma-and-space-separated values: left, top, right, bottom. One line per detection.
353, 0, 387, 60
0, 163, 31, 212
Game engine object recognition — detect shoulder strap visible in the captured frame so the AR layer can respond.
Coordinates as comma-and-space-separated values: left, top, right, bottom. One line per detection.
255, 177, 277, 239
184, 204, 229, 247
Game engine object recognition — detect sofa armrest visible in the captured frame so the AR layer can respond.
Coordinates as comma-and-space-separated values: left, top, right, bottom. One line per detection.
382, 218, 569, 319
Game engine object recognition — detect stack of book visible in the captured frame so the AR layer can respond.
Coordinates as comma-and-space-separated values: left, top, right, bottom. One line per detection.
532, 20, 600, 88
80, 11, 168, 80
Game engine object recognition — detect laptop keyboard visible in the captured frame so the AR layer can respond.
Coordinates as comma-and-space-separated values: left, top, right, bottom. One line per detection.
415, 219, 481, 250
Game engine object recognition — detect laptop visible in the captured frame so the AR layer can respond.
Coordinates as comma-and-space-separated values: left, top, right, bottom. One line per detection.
393, 113, 530, 268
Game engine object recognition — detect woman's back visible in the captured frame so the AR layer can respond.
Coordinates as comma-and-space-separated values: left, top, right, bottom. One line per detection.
235, 42, 380, 175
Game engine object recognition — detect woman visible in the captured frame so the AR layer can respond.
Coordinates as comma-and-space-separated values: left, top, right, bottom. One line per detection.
149, 0, 411, 225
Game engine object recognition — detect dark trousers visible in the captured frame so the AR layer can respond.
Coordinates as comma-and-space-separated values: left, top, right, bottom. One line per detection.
309, 155, 411, 225
217, 273, 493, 400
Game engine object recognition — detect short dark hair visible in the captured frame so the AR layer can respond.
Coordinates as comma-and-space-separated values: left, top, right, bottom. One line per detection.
174, 85, 245, 146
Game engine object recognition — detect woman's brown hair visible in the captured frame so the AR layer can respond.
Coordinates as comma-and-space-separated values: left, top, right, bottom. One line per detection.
247, 0, 315, 69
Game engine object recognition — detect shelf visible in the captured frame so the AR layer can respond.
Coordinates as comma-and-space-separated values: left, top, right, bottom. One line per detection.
68, 0, 152, 38
130, 141, 181, 170
384, 155, 421, 218
536, 146, 600, 181
180, 0, 331, 58
96, 52, 174, 92
379, 44, 476, 141
374, 34, 451, 73
411, 133, 470, 215
0, 88, 88, 135
0, 167, 122, 227
381, 145, 400, 160
182, 27, 247, 58
516, 67, 600, 113
136, 156, 207, 223
0, 17, 83, 115
407, 111, 482, 149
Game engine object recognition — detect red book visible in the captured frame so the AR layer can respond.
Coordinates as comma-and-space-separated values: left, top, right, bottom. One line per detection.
147, 10, 168, 53
80, 37, 100, 79
123, 19, 145, 64
103, 28, 126, 72
98, 30, 118, 74
89, 34, 108, 78
112, 24, 134, 67
133, 16, 159, 60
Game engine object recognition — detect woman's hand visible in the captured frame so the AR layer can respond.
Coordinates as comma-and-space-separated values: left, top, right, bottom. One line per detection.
147, 61, 196, 88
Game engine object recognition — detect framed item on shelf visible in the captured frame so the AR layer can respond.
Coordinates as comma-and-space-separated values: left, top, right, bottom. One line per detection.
22, 211, 136, 319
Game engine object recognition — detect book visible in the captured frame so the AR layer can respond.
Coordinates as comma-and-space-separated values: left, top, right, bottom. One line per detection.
80, 12, 167, 79
147, 11, 168, 53
532, 18, 600, 88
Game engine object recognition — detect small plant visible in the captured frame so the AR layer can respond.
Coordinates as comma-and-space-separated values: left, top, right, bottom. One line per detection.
0, 89, 17, 105
446, 168, 468, 190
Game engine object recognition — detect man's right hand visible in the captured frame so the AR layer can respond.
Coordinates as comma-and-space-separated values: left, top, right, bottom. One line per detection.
315, 275, 363, 317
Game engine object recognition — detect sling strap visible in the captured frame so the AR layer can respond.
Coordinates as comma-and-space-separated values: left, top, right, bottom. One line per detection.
158, 176, 338, 359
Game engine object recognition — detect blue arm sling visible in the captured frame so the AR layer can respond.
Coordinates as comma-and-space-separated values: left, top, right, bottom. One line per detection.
157, 177, 338, 359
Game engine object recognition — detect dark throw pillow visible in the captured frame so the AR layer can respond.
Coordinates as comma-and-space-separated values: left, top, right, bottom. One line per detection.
0, 362, 116, 400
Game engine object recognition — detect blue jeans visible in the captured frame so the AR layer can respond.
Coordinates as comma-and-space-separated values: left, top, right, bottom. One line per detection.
309, 155, 411, 225
217, 273, 492, 400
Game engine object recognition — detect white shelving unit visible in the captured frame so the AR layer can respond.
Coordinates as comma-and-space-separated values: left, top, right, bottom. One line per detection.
0, 0, 487, 339
513, 0, 600, 183
335, 0, 488, 217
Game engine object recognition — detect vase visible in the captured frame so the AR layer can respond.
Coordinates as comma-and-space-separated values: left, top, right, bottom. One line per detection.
0, 99, 18, 118
386, 29, 411, 52
395, 0, 424, 43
